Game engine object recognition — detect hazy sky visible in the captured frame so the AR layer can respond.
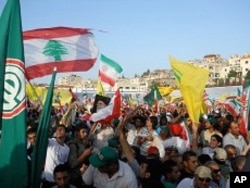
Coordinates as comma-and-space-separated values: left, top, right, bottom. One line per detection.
1, 0, 250, 83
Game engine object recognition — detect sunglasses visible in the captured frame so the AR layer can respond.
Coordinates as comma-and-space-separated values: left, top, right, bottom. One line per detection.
212, 169, 221, 174
198, 177, 210, 183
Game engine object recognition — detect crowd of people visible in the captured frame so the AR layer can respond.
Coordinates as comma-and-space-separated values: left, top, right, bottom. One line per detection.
26, 94, 250, 188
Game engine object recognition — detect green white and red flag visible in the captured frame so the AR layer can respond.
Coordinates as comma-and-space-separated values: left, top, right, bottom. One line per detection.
99, 54, 123, 87
239, 82, 250, 139
0, 0, 28, 187
23, 27, 99, 80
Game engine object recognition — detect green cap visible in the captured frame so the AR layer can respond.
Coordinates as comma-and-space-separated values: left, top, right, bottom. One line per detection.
207, 117, 217, 125
108, 138, 120, 148
89, 146, 119, 168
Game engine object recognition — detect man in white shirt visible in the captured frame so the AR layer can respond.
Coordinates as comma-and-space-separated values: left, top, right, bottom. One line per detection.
177, 166, 213, 188
82, 146, 138, 188
223, 121, 247, 155
42, 125, 70, 188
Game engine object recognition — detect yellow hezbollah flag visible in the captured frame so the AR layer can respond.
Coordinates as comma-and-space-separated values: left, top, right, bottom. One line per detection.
26, 84, 46, 103
158, 86, 174, 97
128, 95, 137, 107
51, 88, 72, 106
97, 79, 106, 96
169, 56, 210, 123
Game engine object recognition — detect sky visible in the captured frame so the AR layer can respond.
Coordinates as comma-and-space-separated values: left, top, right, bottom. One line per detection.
1, 0, 250, 84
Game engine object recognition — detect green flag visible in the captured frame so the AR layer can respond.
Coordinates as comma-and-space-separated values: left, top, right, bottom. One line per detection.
31, 69, 57, 188
143, 85, 162, 106
0, 0, 28, 187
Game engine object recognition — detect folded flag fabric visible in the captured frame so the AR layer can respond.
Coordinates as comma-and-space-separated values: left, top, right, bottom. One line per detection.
23, 27, 99, 80
90, 89, 121, 123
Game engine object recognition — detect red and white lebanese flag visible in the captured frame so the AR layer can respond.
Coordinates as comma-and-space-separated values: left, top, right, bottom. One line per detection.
23, 27, 99, 80
90, 89, 121, 123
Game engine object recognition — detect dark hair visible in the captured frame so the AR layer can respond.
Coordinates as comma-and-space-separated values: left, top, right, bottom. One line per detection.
75, 122, 89, 132
182, 150, 197, 162
163, 160, 177, 175
56, 124, 68, 132
27, 127, 37, 135
53, 163, 70, 176
134, 115, 146, 125
211, 134, 223, 146
149, 116, 158, 129
232, 155, 247, 172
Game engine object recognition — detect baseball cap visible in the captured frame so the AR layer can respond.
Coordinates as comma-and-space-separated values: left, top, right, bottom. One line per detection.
108, 138, 120, 148
195, 166, 212, 179
89, 146, 118, 168
147, 146, 159, 156
207, 117, 217, 125
214, 148, 227, 162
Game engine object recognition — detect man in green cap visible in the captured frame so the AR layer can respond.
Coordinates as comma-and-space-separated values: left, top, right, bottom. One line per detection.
82, 146, 138, 188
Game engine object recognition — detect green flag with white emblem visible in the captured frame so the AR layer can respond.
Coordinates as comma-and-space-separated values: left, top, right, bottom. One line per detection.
0, 0, 28, 187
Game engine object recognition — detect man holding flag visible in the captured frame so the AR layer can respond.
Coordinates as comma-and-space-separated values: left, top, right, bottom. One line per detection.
0, 0, 28, 187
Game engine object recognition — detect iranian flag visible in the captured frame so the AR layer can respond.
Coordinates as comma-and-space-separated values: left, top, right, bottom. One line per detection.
90, 89, 121, 123
99, 54, 123, 87
224, 99, 242, 117
23, 27, 99, 80
239, 82, 250, 139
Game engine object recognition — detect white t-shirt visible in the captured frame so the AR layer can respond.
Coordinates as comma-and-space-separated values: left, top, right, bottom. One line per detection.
82, 160, 138, 188
42, 138, 70, 182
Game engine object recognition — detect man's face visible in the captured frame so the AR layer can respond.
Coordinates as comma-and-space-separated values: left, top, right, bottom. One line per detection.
27, 132, 37, 146
169, 165, 181, 182
96, 101, 106, 112
226, 148, 237, 161
135, 118, 143, 127
184, 156, 198, 173
209, 164, 221, 182
98, 164, 113, 174
54, 171, 70, 188
194, 175, 211, 188
229, 122, 240, 136
56, 127, 67, 139
79, 128, 88, 140
209, 136, 220, 148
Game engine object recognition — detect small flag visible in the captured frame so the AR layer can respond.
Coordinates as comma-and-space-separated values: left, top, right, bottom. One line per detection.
30, 69, 57, 188
143, 85, 162, 106
99, 54, 123, 87
97, 79, 106, 96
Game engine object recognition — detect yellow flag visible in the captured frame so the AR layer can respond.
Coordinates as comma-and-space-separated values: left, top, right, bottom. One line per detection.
128, 95, 137, 107
97, 79, 106, 96
169, 56, 210, 123
26, 84, 46, 103
158, 86, 174, 97
51, 88, 72, 106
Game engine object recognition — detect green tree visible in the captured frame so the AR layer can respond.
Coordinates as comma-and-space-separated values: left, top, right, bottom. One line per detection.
245, 70, 250, 82
43, 40, 68, 61
228, 70, 237, 78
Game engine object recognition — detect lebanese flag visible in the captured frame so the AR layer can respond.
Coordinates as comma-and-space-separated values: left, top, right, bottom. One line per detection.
99, 54, 123, 87
90, 89, 121, 123
23, 27, 99, 80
